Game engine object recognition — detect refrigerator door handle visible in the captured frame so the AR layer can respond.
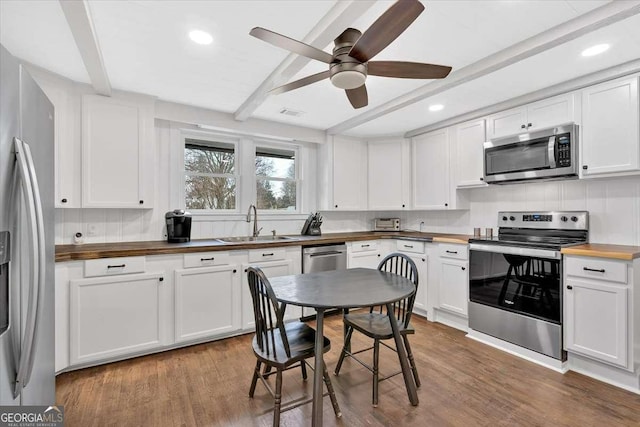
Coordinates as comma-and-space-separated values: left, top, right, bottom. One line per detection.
12, 138, 41, 397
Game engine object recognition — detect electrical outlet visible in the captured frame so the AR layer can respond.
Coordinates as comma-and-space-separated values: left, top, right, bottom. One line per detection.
87, 224, 98, 237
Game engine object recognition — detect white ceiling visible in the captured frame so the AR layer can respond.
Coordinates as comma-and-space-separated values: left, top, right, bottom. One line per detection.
2, 0, 638, 138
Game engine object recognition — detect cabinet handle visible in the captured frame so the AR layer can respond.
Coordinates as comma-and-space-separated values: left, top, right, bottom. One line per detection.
107, 264, 126, 269
139, 200, 144, 204
521, 124, 526, 129
159, 277, 164, 282
402, 204, 405, 208
244, 268, 248, 273
527, 123, 532, 128
362, 244, 370, 248
61, 198, 68, 203
446, 250, 458, 254
461, 266, 466, 271
262, 253, 274, 257
422, 258, 426, 262
377, 254, 381, 257
233, 269, 237, 273
404, 245, 414, 248
566, 285, 573, 290
335, 205, 338, 208
201, 257, 215, 261
479, 177, 483, 181
582, 165, 588, 170
444, 203, 448, 207
583, 267, 605, 273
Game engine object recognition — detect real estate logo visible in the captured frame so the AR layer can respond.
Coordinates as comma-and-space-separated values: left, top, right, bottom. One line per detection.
0, 405, 64, 427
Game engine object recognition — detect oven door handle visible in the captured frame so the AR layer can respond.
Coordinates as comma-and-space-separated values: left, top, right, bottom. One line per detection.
469, 243, 560, 260
548, 136, 557, 169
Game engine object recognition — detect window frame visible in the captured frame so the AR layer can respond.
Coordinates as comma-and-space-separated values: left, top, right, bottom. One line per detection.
254, 141, 301, 214
182, 133, 240, 213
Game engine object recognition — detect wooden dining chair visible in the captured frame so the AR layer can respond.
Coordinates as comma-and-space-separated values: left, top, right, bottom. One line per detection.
246, 267, 341, 426
334, 253, 420, 407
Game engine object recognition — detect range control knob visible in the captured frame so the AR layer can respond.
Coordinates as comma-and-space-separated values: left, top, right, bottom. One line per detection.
561, 216, 568, 222
509, 216, 516, 221
571, 216, 578, 222
502, 216, 508, 221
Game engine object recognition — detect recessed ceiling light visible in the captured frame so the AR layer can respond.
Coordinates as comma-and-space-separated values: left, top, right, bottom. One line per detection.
429, 104, 444, 112
581, 43, 609, 57
189, 30, 213, 45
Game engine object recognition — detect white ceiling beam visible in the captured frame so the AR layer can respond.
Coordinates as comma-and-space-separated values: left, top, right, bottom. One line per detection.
233, 0, 376, 122
59, 0, 111, 96
326, 0, 640, 135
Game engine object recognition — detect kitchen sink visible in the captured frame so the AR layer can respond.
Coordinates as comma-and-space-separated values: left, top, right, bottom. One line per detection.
216, 235, 298, 243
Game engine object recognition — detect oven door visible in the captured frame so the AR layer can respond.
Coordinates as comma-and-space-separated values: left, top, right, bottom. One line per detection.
469, 244, 562, 324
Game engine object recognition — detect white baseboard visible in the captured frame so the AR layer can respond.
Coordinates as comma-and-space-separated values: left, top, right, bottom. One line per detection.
568, 353, 640, 394
432, 308, 468, 333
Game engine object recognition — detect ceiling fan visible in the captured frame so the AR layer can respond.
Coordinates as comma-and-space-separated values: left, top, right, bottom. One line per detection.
250, 0, 452, 109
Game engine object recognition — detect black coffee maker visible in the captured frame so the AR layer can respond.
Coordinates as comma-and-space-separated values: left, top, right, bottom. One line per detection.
165, 210, 192, 243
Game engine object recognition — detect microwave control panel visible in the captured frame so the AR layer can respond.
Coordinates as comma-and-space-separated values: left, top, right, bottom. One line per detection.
556, 133, 571, 167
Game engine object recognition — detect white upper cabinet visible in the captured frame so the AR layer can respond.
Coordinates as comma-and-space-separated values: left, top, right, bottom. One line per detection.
581, 75, 639, 177
82, 95, 154, 208
412, 129, 450, 209
368, 139, 410, 210
332, 136, 367, 210
486, 93, 576, 139
454, 119, 487, 188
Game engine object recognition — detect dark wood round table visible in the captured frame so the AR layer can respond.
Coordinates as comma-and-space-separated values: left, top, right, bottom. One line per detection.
268, 268, 418, 427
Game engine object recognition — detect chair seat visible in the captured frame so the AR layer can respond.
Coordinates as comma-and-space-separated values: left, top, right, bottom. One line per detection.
344, 312, 415, 340
252, 322, 331, 368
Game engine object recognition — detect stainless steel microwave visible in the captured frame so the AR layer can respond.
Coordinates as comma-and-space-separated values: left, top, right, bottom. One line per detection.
483, 123, 578, 184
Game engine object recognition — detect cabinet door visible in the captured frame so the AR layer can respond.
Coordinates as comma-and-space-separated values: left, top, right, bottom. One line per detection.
455, 119, 486, 188
438, 259, 468, 316
174, 265, 241, 343
82, 95, 154, 208
368, 140, 408, 210
486, 107, 527, 139
412, 129, 450, 209
241, 259, 297, 330
70, 272, 164, 365
565, 278, 628, 368
526, 93, 575, 131
582, 76, 639, 176
405, 254, 428, 313
347, 251, 381, 269
333, 138, 367, 210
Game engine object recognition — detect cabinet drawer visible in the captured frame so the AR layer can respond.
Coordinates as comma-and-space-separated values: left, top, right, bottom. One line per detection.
438, 244, 468, 261
351, 240, 378, 253
396, 240, 425, 254
84, 256, 145, 277
184, 252, 231, 268
248, 248, 287, 263
565, 257, 627, 284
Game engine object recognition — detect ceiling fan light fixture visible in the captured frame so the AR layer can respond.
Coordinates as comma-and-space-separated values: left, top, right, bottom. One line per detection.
189, 30, 213, 45
429, 104, 444, 112
581, 43, 609, 57
330, 70, 367, 90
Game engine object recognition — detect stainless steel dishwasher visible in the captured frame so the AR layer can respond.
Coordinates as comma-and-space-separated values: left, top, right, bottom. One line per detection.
301, 243, 347, 319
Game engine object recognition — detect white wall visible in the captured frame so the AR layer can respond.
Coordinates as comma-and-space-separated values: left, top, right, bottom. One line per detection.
321, 176, 640, 246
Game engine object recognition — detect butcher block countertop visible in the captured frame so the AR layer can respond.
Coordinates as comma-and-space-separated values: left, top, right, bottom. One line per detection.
561, 244, 640, 261
55, 231, 472, 262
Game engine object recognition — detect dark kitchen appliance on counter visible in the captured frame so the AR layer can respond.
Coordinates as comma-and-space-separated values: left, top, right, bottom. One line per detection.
166, 209, 192, 243
483, 123, 578, 184
468, 211, 589, 360
301, 212, 322, 236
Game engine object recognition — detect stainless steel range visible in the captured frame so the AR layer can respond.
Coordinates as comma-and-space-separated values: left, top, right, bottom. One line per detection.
468, 211, 589, 360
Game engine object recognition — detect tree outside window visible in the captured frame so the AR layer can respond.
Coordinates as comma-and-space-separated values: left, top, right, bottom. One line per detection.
256, 147, 297, 211
185, 139, 236, 210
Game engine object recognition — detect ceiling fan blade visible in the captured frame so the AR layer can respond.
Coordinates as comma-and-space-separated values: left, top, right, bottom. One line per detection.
250, 27, 334, 64
368, 61, 452, 79
345, 85, 368, 109
270, 70, 331, 95
349, 0, 425, 63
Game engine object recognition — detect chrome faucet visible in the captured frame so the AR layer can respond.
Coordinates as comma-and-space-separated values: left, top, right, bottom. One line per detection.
246, 204, 262, 237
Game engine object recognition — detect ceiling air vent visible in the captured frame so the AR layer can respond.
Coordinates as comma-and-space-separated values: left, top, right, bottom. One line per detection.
279, 108, 305, 117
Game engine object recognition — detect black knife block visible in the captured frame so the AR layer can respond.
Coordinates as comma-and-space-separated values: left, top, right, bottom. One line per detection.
301, 213, 322, 236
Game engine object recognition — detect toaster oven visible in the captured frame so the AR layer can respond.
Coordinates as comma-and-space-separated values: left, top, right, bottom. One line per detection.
373, 218, 400, 231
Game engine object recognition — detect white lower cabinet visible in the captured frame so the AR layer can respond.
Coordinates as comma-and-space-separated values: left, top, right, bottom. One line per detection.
174, 265, 241, 343
69, 272, 165, 365
241, 258, 299, 330
348, 251, 382, 269
395, 240, 429, 315
564, 255, 636, 371
437, 259, 469, 316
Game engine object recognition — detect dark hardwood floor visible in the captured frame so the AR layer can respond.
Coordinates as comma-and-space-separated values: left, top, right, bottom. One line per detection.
56, 315, 640, 426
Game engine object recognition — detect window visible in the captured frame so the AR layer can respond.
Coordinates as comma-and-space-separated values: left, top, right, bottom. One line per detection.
255, 146, 297, 211
184, 139, 236, 210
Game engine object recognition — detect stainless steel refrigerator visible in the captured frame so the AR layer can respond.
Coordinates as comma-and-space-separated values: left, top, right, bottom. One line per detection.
0, 44, 55, 405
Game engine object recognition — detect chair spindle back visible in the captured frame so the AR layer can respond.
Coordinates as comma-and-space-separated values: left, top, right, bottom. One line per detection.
375, 253, 419, 328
